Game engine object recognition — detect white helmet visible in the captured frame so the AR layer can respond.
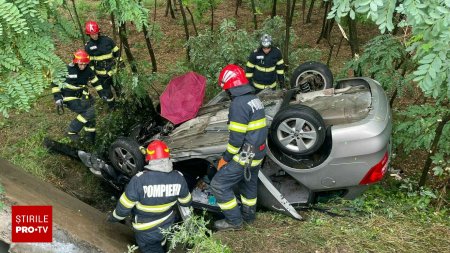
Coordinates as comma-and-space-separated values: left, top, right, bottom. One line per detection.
260, 34, 272, 48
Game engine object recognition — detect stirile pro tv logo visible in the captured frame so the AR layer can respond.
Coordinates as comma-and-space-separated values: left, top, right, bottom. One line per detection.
12, 206, 52, 242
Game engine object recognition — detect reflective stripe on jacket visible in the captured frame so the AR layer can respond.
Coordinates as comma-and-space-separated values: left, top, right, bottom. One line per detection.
113, 170, 192, 231
245, 47, 285, 89
51, 63, 98, 101
85, 35, 121, 73
223, 85, 268, 163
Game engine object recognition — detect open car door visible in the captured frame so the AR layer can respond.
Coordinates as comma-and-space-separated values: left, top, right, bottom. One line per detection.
258, 170, 303, 220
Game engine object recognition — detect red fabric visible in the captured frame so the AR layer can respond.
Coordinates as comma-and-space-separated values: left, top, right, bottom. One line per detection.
160, 72, 206, 125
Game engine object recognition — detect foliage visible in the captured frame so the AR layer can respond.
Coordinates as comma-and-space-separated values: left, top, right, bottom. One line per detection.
394, 104, 450, 179
183, 0, 222, 23
161, 210, 231, 253
188, 17, 305, 97
0, 0, 70, 117
338, 34, 412, 94
328, 0, 450, 100
187, 19, 255, 97
100, 0, 149, 30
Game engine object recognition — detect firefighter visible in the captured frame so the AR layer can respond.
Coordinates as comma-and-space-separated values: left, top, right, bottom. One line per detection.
51, 49, 98, 143
210, 64, 268, 231
84, 20, 123, 110
245, 33, 285, 92
107, 140, 192, 253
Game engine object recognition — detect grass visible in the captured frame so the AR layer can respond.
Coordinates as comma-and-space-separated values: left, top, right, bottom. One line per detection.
215, 185, 450, 253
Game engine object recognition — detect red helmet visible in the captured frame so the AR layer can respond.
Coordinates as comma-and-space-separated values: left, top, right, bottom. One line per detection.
218, 64, 248, 90
73, 49, 90, 64
85, 21, 99, 35
145, 140, 170, 162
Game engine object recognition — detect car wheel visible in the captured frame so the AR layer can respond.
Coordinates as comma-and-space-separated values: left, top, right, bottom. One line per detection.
109, 137, 145, 177
270, 105, 326, 156
290, 61, 333, 92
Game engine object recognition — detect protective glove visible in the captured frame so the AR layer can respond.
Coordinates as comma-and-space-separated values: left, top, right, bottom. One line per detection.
106, 211, 119, 223
217, 158, 228, 171
117, 59, 126, 69
55, 99, 63, 106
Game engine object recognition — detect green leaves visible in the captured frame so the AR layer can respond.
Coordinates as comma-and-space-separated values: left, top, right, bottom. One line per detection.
101, 0, 149, 30
0, 0, 67, 117
329, 0, 450, 100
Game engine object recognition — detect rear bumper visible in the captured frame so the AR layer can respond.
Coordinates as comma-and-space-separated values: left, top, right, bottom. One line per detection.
267, 77, 392, 191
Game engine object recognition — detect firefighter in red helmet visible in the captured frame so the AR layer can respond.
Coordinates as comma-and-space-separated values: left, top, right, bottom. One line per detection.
210, 64, 268, 231
51, 49, 99, 143
84, 20, 123, 110
108, 140, 192, 253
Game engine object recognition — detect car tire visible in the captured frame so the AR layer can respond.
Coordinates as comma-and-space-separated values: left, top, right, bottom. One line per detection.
270, 105, 326, 156
109, 137, 145, 177
290, 61, 333, 92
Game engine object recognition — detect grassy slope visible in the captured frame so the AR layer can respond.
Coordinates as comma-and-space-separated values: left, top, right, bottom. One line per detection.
0, 1, 448, 252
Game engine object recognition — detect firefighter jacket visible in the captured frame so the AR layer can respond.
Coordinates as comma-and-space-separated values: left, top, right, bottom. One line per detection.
85, 35, 121, 76
112, 168, 192, 232
223, 84, 268, 167
51, 63, 100, 102
245, 47, 285, 90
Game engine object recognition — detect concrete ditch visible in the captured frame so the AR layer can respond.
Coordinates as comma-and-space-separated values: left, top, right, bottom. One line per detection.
0, 159, 136, 253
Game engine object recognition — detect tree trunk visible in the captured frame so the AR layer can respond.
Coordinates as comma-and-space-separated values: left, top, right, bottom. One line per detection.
210, 0, 214, 32
186, 6, 198, 36
306, 0, 315, 23
119, 23, 138, 74
250, 0, 258, 30
271, 0, 277, 18
419, 112, 450, 187
173, 0, 178, 11
110, 13, 118, 42
153, 0, 157, 22
142, 25, 157, 73
235, 0, 242, 16
347, 15, 359, 56
70, 0, 85, 45
289, 0, 297, 28
302, 0, 306, 23
178, 0, 190, 61
284, 0, 291, 71
317, 1, 332, 45
389, 62, 407, 107
165, 0, 175, 19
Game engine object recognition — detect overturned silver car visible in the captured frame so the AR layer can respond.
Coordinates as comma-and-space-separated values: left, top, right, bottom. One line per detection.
102, 62, 392, 219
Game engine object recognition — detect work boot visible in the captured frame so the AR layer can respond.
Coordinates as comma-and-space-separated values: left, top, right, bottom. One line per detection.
85, 132, 96, 144
67, 132, 80, 142
242, 205, 256, 225
214, 219, 242, 232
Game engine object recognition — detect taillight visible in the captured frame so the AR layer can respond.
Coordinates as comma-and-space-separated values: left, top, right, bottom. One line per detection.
359, 151, 389, 185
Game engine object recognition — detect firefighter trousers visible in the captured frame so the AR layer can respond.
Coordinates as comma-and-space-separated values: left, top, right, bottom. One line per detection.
66, 99, 95, 140
210, 160, 260, 226
97, 74, 121, 109
134, 222, 171, 253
